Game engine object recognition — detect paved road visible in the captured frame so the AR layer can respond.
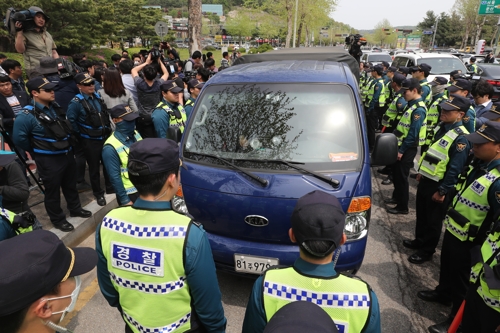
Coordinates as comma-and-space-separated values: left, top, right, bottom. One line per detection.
65, 169, 451, 333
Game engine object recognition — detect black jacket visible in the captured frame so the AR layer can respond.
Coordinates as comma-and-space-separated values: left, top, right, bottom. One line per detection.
0, 91, 30, 134
0, 161, 30, 213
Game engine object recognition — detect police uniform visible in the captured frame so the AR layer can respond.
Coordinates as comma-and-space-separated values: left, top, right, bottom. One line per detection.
242, 191, 381, 333
96, 138, 226, 333
67, 73, 112, 204
469, 58, 479, 74
388, 79, 427, 214
102, 105, 142, 206
366, 65, 386, 149
381, 73, 407, 132
462, 212, 500, 333
151, 81, 187, 138
12, 77, 90, 232
447, 79, 476, 133
410, 64, 432, 108
422, 76, 449, 154
0, 207, 34, 241
418, 122, 500, 332
407, 95, 471, 264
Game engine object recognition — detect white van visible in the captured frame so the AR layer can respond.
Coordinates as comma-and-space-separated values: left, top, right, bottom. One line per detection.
392, 53, 468, 81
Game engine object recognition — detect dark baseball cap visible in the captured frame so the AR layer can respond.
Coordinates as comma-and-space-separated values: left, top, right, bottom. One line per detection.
128, 138, 186, 176
466, 121, 500, 144
447, 79, 472, 93
387, 66, 398, 73
160, 80, 183, 93
109, 104, 139, 121
484, 103, 500, 120
400, 78, 421, 91
36, 56, 58, 75
429, 76, 448, 86
392, 73, 406, 86
381, 61, 390, 68
372, 64, 384, 75
397, 66, 410, 76
291, 191, 345, 257
188, 79, 205, 90
0, 230, 97, 316
470, 56, 477, 62
263, 301, 338, 333
0, 150, 16, 167
450, 70, 462, 77
411, 63, 432, 75
74, 72, 95, 85
438, 94, 471, 112
26, 76, 57, 93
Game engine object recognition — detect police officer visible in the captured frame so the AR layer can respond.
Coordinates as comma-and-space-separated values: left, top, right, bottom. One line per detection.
67, 73, 112, 206
397, 66, 410, 77
462, 211, 500, 333
102, 104, 142, 207
446, 78, 476, 133
410, 63, 432, 107
184, 79, 204, 120
378, 73, 408, 185
422, 76, 449, 154
418, 121, 500, 333
0, 230, 97, 333
96, 138, 227, 333
404, 95, 471, 264
384, 66, 397, 105
13, 77, 91, 232
242, 190, 381, 333
483, 103, 500, 122
386, 78, 427, 214
366, 64, 386, 150
469, 56, 479, 73
151, 80, 187, 138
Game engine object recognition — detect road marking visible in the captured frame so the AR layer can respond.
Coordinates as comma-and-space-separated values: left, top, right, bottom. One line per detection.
61, 277, 100, 326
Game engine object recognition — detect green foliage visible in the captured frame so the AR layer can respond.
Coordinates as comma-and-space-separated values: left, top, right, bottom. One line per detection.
204, 46, 217, 51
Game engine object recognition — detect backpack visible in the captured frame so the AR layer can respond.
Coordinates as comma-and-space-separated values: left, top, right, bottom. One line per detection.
3, 7, 36, 36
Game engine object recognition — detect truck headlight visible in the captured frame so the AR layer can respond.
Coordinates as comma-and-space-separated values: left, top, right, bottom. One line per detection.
345, 197, 370, 240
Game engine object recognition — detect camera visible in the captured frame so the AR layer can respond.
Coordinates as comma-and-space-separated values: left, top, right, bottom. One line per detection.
345, 34, 366, 63
4, 7, 37, 36
149, 45, 162, 62
183, 71, 197, 83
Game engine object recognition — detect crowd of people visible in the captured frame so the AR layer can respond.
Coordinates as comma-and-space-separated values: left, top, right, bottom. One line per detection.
361, 59, 500, 333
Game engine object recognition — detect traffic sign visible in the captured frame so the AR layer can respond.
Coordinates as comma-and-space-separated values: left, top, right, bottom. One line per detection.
154, 21, 169, 41
423, 30, 434, 35
478, 0, 500, 15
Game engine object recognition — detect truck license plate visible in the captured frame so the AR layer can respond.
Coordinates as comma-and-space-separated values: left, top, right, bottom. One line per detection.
234, 254, 279, 274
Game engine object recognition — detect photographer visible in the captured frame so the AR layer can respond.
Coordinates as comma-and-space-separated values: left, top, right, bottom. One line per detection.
346, 34, 366, 64
14, 6, 59, 79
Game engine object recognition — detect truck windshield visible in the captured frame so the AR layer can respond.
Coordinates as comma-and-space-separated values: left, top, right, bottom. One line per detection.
183, 83, 362, 172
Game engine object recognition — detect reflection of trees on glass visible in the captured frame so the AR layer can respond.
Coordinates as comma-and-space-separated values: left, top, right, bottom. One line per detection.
187, 84, 303, 165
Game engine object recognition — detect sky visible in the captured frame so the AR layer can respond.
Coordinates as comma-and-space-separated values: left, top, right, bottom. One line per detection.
330, 0, 457, 30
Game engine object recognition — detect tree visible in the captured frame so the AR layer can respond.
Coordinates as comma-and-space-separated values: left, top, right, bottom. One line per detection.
371, 19, 397, 48
188, 0, 202, 53
225, 12, 255, 44
417, 10, 438, 48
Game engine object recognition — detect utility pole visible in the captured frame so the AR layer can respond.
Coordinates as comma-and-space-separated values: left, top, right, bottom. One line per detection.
431, 17, 439, 50
292, 0, 299, 48
493, 17, 500, 56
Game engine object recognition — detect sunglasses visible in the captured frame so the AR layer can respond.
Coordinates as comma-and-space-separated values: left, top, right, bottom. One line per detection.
82, 82, 95, 87
40, 88, 54, 93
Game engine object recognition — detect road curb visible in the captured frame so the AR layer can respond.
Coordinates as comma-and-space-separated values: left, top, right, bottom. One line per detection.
50, 193, 118, 247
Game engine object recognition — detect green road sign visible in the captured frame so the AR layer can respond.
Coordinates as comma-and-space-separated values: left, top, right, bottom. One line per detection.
478, 0, 500, 15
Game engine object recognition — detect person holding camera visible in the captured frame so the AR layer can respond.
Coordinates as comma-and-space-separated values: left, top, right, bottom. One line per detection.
131, 53, 169, 138
13, 77, 92, 232
151, 81, 187, 138
14, 7, 59, 79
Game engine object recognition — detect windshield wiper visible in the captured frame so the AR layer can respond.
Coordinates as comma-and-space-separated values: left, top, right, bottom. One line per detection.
234, 158, 340, 188
186, 152, 268, 187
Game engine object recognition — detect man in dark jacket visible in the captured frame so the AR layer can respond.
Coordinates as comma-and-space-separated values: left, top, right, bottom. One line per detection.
0, 74, 30, 136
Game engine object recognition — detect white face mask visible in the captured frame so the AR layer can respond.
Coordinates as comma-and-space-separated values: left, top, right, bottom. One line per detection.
45, 276, 82, 323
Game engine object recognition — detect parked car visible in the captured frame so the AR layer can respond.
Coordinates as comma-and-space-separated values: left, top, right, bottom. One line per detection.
474, 64, 500, 101
392, 53, 468, 81
360, 52, 393, 65
171, 47, 398, 276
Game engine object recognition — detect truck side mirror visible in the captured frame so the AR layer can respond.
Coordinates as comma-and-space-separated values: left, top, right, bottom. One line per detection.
167, 126, 182, 143
371, 133, 398, 166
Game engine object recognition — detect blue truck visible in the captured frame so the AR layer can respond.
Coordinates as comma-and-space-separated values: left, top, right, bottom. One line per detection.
171, 48, 397, 275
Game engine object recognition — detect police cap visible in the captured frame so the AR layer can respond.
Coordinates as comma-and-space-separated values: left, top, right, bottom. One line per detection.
26, 76, 57, 93
109, 104, 139, 121
381, 61, 390, 69
188, 79, 205, 90
483, 103, 500, 120
387, 66, 398, 73
400, 78, 421, 91
447, 78, 472, 93
392, 73, 406, 86
160, 80, 183, 93
74, 72, 95, 85
291, 191, 345, 257
438, 94, 471, 112
263, 301, 339, 333
410, 63, 432, 76
128, 138, 186, 177
372, 65, 384, 75
0, 230, 97, 316
429, 76, 448, 86
397, 66, 410, 76
465, 121, 500, 144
